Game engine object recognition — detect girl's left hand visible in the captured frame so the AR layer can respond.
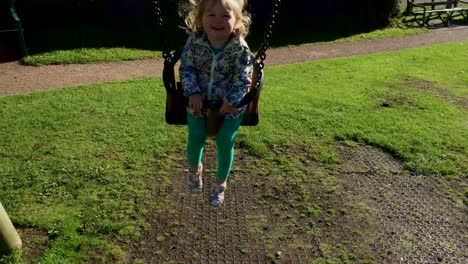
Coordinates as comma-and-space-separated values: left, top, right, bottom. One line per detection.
219, 99, 236, 114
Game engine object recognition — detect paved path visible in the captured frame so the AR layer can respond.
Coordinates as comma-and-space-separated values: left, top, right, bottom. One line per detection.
1, 26, 467, 96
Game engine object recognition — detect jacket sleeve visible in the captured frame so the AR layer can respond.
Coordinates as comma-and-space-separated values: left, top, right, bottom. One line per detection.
179, 34, 201, 97
225, 46, 253, 107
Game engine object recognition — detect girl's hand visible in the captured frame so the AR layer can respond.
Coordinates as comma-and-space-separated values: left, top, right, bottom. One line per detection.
219, 98, 236, 114
189, 94, 203, 113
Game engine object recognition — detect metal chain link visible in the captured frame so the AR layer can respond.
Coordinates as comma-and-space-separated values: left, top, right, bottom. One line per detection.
253, 0, 282, 91
153, 0, 172, 61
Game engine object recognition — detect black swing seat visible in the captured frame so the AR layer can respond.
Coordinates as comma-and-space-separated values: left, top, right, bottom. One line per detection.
162, 49, 264, 126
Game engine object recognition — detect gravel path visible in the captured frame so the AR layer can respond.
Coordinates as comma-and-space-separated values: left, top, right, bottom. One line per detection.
1, 26, 467, 96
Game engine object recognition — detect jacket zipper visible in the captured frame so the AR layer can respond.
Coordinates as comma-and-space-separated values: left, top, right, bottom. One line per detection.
208, 49, 217, 103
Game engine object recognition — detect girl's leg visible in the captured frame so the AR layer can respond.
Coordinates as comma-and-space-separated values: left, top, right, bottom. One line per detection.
215, 117, 243, 182
187, 113, 207, 169
187, 113, 207, 192
210, 116, 242, 206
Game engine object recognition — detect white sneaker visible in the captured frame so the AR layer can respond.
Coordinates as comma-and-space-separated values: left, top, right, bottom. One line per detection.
209, 183, 226, 207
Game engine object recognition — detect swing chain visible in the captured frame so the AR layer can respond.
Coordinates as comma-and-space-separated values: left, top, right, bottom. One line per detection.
253, 0, 282, 90
153, 0, 172, 61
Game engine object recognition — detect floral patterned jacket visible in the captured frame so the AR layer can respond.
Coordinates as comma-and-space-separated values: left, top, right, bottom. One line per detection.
179, 31, 253, 119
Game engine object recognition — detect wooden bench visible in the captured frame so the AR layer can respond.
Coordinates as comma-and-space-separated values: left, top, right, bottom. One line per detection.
405, 0, 468, 26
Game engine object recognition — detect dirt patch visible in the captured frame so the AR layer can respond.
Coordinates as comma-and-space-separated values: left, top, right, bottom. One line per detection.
403, 76, 468, 109
125, 141, 467, 263
16, 228, 49, 262
126, 141, 322, 263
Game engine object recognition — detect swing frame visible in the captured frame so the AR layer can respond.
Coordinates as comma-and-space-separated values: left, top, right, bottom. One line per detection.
154, 0, 282, 126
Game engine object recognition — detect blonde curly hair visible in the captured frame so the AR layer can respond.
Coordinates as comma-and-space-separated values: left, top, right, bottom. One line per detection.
181, 0, 251, 37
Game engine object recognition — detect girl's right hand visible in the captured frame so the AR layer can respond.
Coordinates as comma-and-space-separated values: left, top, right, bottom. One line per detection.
189, 94, 203, 113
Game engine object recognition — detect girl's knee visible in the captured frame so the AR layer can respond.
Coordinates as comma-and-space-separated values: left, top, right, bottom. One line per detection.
187, 116, 207, 140
216, 127, 236, 145
216, 136, 235, 152
189, 129, 206, 140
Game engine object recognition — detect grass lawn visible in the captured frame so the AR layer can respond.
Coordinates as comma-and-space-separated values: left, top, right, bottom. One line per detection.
0, 41, 467, 263
22, 48, 163, 66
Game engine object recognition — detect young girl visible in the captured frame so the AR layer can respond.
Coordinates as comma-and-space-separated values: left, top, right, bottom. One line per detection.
179, 0, 253, 206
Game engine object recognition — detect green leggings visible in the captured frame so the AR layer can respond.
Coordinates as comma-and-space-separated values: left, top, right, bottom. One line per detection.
187, 113, 242, 181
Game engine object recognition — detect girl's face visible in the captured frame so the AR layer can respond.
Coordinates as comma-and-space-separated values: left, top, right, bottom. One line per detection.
201, 1, 236, 47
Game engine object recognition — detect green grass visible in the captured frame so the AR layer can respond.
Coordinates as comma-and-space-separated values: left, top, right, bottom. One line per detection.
22, 48, 162, 66
1, 42, 467, 263
335, 26, 427, 42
